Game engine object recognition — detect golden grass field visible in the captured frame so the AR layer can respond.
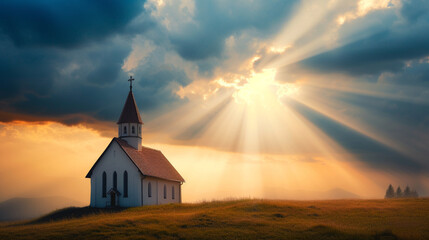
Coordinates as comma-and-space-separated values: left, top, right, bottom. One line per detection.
0, 198, 428, 240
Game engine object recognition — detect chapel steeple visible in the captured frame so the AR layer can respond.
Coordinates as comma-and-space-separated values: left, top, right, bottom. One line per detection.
117, 76, 143, 150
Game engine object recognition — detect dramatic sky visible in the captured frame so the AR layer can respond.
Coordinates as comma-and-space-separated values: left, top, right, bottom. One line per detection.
1, 0, 428, 203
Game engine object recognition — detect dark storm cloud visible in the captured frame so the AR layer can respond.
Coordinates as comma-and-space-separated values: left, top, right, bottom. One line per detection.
0, 40, 130, 122
0, 35, 184, 123
0, 0, 186, 124
401, 0, 429, 22
132, 64, 192, 113
292, 0, 429, 76
0, 0, 145, 48
380, 61, 429, 85
169, 0, 298, 61
0, 38, 58, 100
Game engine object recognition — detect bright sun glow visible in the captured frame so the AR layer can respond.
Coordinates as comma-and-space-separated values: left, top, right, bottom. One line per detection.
216, 68, 299, 107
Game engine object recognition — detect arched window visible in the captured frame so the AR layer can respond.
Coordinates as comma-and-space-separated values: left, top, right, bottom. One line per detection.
102, 172, 107, 198
172, 186, 175, 200
132, 126, 135, 134
163, 184, 167, 199
123, 171, 128, 198
113, 171, 117, 189
123, 126, 127, 135
148, 182, 152, 197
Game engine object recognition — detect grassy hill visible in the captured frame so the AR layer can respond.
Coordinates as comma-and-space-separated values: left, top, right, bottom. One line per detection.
1, 198, 428, 240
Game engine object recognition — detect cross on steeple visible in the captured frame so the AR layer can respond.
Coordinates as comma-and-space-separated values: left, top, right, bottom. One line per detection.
128, 76, 135, 91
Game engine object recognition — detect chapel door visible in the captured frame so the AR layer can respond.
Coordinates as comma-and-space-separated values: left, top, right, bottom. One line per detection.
110, 192, 116, 207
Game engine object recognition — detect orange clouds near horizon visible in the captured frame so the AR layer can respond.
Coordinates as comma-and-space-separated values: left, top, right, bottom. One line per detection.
2, 120, 425, 204
0, 121, 108, 203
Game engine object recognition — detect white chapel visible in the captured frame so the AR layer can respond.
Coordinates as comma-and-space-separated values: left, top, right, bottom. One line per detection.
86, 77, 185, 208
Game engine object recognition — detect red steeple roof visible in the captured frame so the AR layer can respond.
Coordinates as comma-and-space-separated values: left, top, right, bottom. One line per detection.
117, 90, 143, 124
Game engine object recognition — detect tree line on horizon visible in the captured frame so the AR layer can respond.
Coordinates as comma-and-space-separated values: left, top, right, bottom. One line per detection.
385, 184, 418, 199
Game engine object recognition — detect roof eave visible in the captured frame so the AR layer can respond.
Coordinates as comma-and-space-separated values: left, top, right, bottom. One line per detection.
141, 174, 185, 183
85, 138, 116, 178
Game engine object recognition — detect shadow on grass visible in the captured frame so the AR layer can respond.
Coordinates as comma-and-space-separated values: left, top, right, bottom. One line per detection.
305, 225, 398, 240
23, 207, 127, 225
374, 229, 398, 240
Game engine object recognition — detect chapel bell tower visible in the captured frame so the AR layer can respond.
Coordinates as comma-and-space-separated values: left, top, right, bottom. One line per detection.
117, 76, 143, 151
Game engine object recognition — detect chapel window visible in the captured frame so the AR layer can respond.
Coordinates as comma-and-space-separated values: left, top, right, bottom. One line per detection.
113, 171, 117, 189
123, 171, 128, 198
102, 172, 107, 198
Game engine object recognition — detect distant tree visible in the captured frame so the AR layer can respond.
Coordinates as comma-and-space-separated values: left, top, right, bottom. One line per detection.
404, 186, 411, 198
396, 186, 403, 198
410, 189, 419, 198
385, 184, 395, 199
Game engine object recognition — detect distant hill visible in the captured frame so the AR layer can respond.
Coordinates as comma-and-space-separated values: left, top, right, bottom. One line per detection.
0, 196, 85, 221
321, 188, 360, 199
261, 187, 360, 200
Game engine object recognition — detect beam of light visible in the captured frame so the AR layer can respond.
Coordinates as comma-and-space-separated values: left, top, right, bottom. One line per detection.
262, 0, 341, 69
304, 75, 429, 105
272, 0, 335, 51
143, 68, 407, 200
151, 141, 388, 201
286, 80, 429, 166
259, 0, 401, 72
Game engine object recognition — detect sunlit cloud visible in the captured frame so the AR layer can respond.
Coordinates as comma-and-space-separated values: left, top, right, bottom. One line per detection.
337, 0, 397, 25
268, 45, 292, 54
176, 66, 300, 107
146, 0, 196, 31
122, 37, 156, 72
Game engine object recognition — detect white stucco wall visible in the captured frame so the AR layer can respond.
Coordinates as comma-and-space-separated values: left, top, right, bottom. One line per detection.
142, 177, 181, 205
90, 141, 142, 208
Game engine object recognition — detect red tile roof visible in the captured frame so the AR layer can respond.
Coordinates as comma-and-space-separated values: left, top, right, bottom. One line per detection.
117, 91, 143, 124
86, 138, 185, 183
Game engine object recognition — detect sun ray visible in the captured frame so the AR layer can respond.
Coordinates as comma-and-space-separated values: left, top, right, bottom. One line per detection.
287, 81, 429, 165
140, 66, 407, 200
